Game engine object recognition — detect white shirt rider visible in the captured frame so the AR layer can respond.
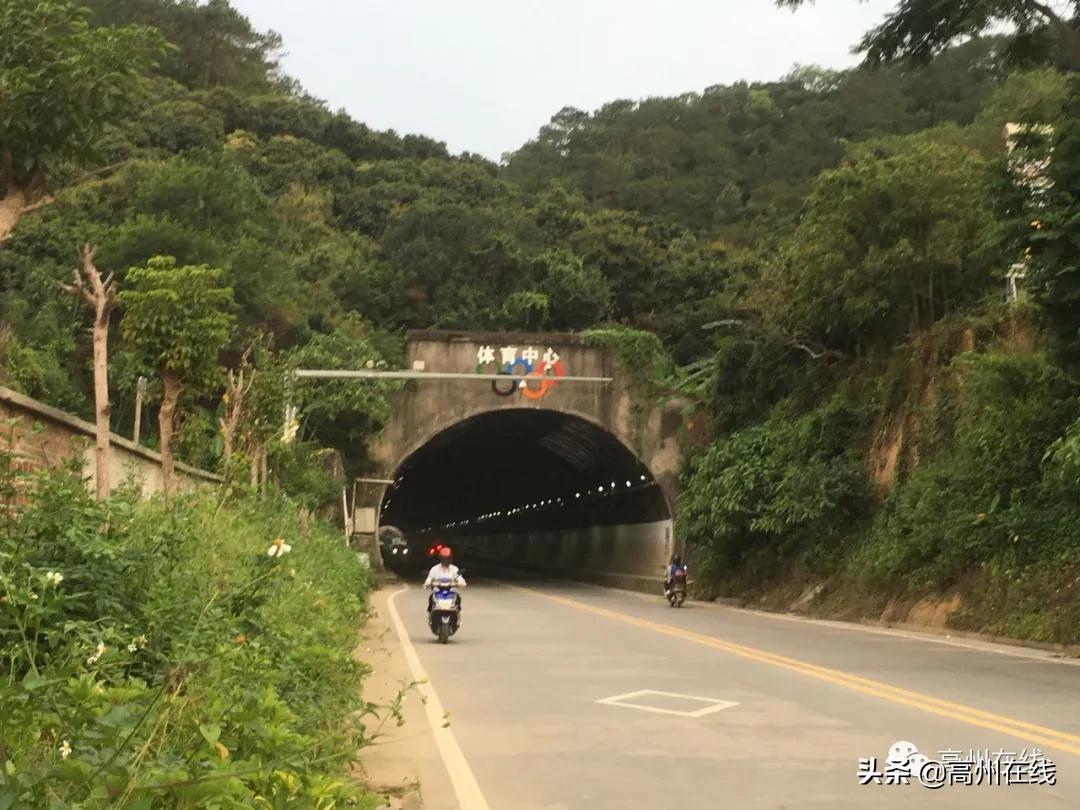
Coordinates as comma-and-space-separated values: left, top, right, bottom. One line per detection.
425, 562, 466, 588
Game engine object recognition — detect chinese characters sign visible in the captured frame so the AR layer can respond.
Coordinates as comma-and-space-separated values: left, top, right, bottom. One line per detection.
858, 740, 1056, 789
475, 345, 565, 400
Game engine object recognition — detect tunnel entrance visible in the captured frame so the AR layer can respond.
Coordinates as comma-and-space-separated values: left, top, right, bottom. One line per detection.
380, 409, 671, 551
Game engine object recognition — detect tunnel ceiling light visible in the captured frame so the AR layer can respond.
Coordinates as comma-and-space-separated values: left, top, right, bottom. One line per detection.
640, 474, 647, 481
626, 480, 632, 487
598, 486, 604, 491
575, 493, 581, 498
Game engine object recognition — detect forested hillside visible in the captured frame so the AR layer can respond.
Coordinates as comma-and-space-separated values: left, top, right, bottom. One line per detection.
3, 0, 1080, 641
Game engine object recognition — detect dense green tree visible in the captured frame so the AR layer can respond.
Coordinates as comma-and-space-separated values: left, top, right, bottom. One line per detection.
119, 256, 234, 496
284, 315, 395, 473
568, 210, 663, 324
1009, 77, 1080, 360
779, 0, 1079, 70
85, 0, 284, 90
760, 134, 997, 353
505, 42, 1009, 239
680, 396, 871, 581
536, 249, 612, 330
0, 0, 164, 240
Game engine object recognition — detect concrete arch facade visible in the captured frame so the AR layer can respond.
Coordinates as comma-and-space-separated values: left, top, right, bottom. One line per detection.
369, 330, 684, 509
362, 330, 685, 587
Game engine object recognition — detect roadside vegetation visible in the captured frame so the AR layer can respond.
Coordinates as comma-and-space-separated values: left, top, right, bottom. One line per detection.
2, 0, 1080, 671
0, 449, 379, 807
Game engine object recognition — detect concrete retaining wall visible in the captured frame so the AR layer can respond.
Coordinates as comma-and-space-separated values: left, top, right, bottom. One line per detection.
0, 386, 221, 495
458, 519, 673, 593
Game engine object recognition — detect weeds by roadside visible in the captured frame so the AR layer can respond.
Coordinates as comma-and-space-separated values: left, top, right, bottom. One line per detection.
0, 450, 384, 808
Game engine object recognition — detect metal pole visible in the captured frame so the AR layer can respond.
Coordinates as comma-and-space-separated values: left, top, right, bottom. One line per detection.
341, 487, 350, 545
283, 371, 295, 439
133, 376, 147, 445
293, 369, 613, 382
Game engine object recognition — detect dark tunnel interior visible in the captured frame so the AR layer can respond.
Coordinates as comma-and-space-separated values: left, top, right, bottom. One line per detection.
379, 409, 670, 543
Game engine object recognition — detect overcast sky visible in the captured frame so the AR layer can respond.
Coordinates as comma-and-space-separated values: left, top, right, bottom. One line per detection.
229, 0, 896, 160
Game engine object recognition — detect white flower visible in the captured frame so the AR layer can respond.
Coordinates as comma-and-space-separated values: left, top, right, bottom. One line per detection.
86, 642, 106, 666
59, 740, 71, 759
45, 571, 64, 587
127, 642, 138, 653
266, 538, 292, 558
28, 591, 38, 601
127, 635, 147, 654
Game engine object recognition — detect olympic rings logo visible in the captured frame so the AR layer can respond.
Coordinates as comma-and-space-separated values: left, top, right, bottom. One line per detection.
478, 358, 566, 399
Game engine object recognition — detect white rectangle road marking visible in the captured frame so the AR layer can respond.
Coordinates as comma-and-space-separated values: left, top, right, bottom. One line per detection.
597, 689, 740, 718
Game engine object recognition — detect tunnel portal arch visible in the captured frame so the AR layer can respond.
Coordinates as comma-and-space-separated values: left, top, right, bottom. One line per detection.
381, 408, 672, 531
365, 331, 685, 585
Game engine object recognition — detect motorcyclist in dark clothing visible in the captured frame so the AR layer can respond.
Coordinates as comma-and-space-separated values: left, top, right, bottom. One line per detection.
664, 553, 688, 596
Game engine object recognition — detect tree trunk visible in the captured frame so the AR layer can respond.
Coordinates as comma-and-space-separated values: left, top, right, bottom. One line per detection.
250, 446, 260, 488
220, 350, 252, 461
159, 371, 182, 499
0, 185, 29, 244
59, 244, 117, 500
260, 445, 268, 499
927, 267, 935, 325
222, 421, 234, 461
91, 308, 111, 499
0, 153, 45, 245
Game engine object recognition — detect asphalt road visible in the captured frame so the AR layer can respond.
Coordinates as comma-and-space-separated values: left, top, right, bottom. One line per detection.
390, 577, 1080, 809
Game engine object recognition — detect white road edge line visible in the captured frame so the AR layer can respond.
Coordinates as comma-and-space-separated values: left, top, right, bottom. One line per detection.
385, 586, 491, 810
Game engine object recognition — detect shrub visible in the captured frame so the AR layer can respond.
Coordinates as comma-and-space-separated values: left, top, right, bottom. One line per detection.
855, 353, 1079, 590
680, 395, 871, 588
0, 457, 377, 807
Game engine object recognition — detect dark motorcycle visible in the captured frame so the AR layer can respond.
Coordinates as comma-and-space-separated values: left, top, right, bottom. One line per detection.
428, 577, 462, 643
666, 569, 688, 608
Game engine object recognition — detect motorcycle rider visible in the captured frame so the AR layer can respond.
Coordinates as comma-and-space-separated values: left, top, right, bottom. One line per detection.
664, 553, 688, 597
425, 545, 466, 612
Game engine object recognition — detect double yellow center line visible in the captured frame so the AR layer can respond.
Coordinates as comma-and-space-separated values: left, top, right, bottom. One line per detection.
514, 585, 1080, 758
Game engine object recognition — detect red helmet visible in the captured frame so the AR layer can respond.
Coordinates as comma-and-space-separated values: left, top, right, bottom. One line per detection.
438, 546, 453, 560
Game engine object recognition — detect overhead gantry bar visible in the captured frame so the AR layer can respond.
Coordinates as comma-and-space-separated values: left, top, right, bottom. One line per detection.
293, 369, 613, 382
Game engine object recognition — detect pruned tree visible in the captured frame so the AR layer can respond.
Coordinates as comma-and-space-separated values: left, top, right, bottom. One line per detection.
220, 344, 254, 461
59, 243, 116, 499
119, 257, 234, 498
0, 0, 165, 243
